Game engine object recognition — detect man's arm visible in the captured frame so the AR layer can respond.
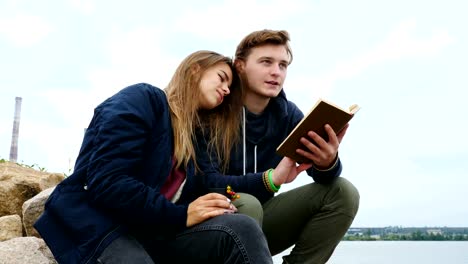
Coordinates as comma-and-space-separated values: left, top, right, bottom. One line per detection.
194, 131, 310, 204
194, 133, 273, 203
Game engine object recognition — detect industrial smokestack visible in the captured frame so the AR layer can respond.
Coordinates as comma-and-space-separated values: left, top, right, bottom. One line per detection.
9, 97, 22, 163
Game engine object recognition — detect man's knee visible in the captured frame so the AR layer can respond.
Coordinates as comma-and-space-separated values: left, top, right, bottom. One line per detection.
233, 193, 263, 226
327, 177, 360, 218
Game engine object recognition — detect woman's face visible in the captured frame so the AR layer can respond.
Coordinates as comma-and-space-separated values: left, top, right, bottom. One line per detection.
198, 62, 233, 110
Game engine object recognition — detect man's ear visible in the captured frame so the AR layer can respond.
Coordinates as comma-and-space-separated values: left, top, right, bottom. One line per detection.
234, 59, 244, 73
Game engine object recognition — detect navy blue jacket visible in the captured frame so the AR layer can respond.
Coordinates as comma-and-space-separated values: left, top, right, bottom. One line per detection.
34, 83, 271, 264
196, 90, 342, 204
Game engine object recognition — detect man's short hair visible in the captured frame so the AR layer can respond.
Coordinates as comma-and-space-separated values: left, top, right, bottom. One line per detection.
235, 29, 293, 64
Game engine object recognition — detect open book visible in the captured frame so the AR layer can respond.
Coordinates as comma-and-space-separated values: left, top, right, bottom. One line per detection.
276, 99, 360, 163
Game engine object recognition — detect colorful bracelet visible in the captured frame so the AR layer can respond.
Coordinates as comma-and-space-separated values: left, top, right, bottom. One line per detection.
267, 169, 281, 192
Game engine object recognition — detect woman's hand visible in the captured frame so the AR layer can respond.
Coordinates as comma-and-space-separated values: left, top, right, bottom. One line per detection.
186, 193, 237, 227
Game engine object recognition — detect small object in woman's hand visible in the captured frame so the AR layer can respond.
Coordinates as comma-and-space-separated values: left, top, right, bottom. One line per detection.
226, 185, 240, 201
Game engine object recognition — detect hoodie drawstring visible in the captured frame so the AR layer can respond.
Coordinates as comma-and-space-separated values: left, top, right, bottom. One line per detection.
242, 107, 258, 174
242, 107, 246, 175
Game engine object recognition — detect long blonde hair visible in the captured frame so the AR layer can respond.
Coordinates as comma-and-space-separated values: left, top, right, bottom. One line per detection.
165, 50, 242, 172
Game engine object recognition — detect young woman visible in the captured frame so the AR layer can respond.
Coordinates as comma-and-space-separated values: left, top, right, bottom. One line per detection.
34, 50, 273, 264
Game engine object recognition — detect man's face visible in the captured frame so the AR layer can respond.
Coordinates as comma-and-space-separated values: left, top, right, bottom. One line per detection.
237, 44, 289, 98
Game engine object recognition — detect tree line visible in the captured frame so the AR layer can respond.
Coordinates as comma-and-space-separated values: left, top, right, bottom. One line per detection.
344, 229, 468, 241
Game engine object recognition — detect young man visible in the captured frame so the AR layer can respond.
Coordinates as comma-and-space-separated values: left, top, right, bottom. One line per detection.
197, 30, 360, 264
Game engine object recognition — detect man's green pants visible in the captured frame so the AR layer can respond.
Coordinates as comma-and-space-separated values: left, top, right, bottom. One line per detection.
233, 177, 360, 264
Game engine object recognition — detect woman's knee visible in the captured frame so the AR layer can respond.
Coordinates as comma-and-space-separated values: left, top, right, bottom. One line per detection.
218, 214, 272, 264
233, 193, 263, 226
226, 214, 263, 235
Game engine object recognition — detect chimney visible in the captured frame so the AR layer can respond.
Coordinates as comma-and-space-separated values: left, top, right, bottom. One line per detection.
9, 97, 22, 163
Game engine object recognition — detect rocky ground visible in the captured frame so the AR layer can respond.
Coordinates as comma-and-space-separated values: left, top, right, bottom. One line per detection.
0, 161, 64, 263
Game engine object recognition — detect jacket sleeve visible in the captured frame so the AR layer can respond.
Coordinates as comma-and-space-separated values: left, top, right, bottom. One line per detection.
85, 84, 187, 232
288, 103, 343, 183
194, 133, 273, 203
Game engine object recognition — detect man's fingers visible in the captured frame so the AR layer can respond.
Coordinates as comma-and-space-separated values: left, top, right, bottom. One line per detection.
305, 132, 325, 149
336, 123, 349, 143
324, 124, 339, 144
296, 148, 317, 162
297, 162, 312, 172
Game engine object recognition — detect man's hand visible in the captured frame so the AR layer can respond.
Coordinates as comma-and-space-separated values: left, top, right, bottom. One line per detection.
296, 123, 349, 169
271, 157, 312, 186
186, 193, 237, 227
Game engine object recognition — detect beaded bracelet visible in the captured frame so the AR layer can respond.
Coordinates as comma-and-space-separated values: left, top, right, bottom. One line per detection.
262, 170, 273, 193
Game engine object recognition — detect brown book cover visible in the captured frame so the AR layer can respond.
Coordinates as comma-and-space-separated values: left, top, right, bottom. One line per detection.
276, 99, 360, 163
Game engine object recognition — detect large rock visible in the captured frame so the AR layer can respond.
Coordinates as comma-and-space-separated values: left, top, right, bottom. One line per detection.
0, 215, 23, 241
0, 161, 64, 217
22, 187, 55, 237
0, 237, 57, 264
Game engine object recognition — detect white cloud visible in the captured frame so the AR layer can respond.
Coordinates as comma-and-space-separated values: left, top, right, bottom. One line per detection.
284, 75, 333, 104
347, 19, 454, 73
87, 26, 180, 100
0, 13, 53, 47
383, 94, 468, 158
69, 0, 96, 14
42, 89, 95, 131
18, 118, 82, 173
173, 0, 309, 41
38, 26, 182, 129
340, 148, 468, 227
292, 18, 455, 96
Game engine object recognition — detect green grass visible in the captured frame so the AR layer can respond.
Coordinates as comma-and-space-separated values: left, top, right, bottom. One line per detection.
0, 157, 47, 171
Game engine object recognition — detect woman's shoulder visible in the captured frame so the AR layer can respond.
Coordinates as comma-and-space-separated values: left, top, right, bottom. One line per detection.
96, 83, 168, 118
120, 82, 165, 97
112, 83, 167, 106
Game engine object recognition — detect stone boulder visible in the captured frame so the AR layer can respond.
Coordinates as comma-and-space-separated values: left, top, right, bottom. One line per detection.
22, 187, 55, 237
0, 215, 23, 241
0, 161, 64, 262
0, 236, 57, 264
0, 161, 64, 217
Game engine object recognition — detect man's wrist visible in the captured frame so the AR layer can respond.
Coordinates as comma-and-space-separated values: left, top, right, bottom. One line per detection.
313, 154, 339, 172
263, 169, 280, 193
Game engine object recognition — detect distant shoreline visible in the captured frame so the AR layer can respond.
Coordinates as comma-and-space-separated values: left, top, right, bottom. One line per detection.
345, 226, 468, 241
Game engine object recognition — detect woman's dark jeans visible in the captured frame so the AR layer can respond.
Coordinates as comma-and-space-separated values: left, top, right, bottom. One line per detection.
97, 214, 272, 264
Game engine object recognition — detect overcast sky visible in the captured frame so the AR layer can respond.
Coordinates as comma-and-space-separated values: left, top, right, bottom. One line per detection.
1, 0, 467, 227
